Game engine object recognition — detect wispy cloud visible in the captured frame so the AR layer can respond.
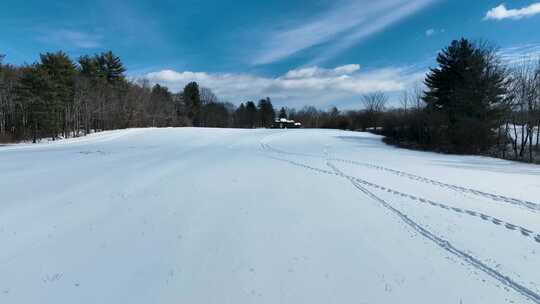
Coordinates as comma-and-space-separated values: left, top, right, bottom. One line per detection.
309, 0, 436, 66
144, 64, 425, 108
36, 29, 103, 49
498, 43, 540, 64
251, 0, 436, 65
485, 3, 540, 20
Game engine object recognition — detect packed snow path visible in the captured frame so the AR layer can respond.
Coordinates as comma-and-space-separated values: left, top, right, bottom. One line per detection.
1, 128, 539, 303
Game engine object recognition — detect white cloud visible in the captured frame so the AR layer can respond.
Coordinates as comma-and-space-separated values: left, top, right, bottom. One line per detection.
485, 3, 540, 20
425, 29, 436, 36
144, 64, 425, 108
498, 43, 540, 64
251, 0, 436, 65
284, 64, 361, 79
333, 64, 362, 74
37, 29, 103, 49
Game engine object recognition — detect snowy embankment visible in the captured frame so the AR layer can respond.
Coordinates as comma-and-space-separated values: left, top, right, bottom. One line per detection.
1, 128, 539, 303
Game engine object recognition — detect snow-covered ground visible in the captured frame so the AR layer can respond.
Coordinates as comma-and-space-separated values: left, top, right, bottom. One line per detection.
1, 128, 539, 303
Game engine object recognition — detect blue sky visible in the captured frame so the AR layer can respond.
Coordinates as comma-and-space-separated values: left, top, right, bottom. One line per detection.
1, 0, 540, 108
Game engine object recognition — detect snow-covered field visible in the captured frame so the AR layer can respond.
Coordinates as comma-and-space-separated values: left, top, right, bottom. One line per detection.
1, 127, 540, 303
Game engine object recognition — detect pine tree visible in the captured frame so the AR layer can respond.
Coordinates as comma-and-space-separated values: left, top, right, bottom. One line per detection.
183, 82, 201, 126
78, 55, 101, 79
78, 51, 125, 84
101, 51, 126, 83
423, 38, 507, 152
234, 103, 246, 128
278, 107, 287, 119
16, 65, 54, 142
39, 51, 77, 138
245, 101, 257, 128
149, 84, 174, 127
257, 97, 275, 128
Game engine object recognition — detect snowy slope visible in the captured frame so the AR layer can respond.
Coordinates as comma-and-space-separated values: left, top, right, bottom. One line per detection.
1, 128, 539, 303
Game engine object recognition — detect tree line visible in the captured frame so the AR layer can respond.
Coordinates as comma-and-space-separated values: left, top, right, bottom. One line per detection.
2, 38, 539, 163
0, 51, 184, 143
0, 51, 280, 142
0, 49, 360, 144
252, 38, 540, 163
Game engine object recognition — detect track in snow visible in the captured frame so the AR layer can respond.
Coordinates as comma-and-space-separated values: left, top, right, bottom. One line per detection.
330, 157, 540, 213
261, 139, 540, 304
262, 150, 540, 244
327, 162, 540, 304
4, 128, 539, 304
261, 143, 540, 244
260, 141, 540, 213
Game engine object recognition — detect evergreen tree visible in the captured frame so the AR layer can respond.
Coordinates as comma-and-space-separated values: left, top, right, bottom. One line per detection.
278, 107, 287, 119
16, 65, 53, 142
424, 38, 507, 152
101, 51, 126, 83
78, 51, 125, 84
39, 51, 77, 138
78, 55, 102, 79
234, 103, 247, 128
149, 84, 174, 127
257, 97, 275, 128
245, 101, 257, 128
183, 82, 201, 126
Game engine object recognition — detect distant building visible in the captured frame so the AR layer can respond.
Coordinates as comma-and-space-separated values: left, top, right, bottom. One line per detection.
272, 118, 302, 129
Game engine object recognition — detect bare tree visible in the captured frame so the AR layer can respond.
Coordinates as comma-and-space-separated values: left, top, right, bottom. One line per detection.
411, 84, 425, 110
505, 59, 540, 162
362, 92, 388, 129
200, 87, 218, 105
399, 90, 409, 112
533, 60, 540, 153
